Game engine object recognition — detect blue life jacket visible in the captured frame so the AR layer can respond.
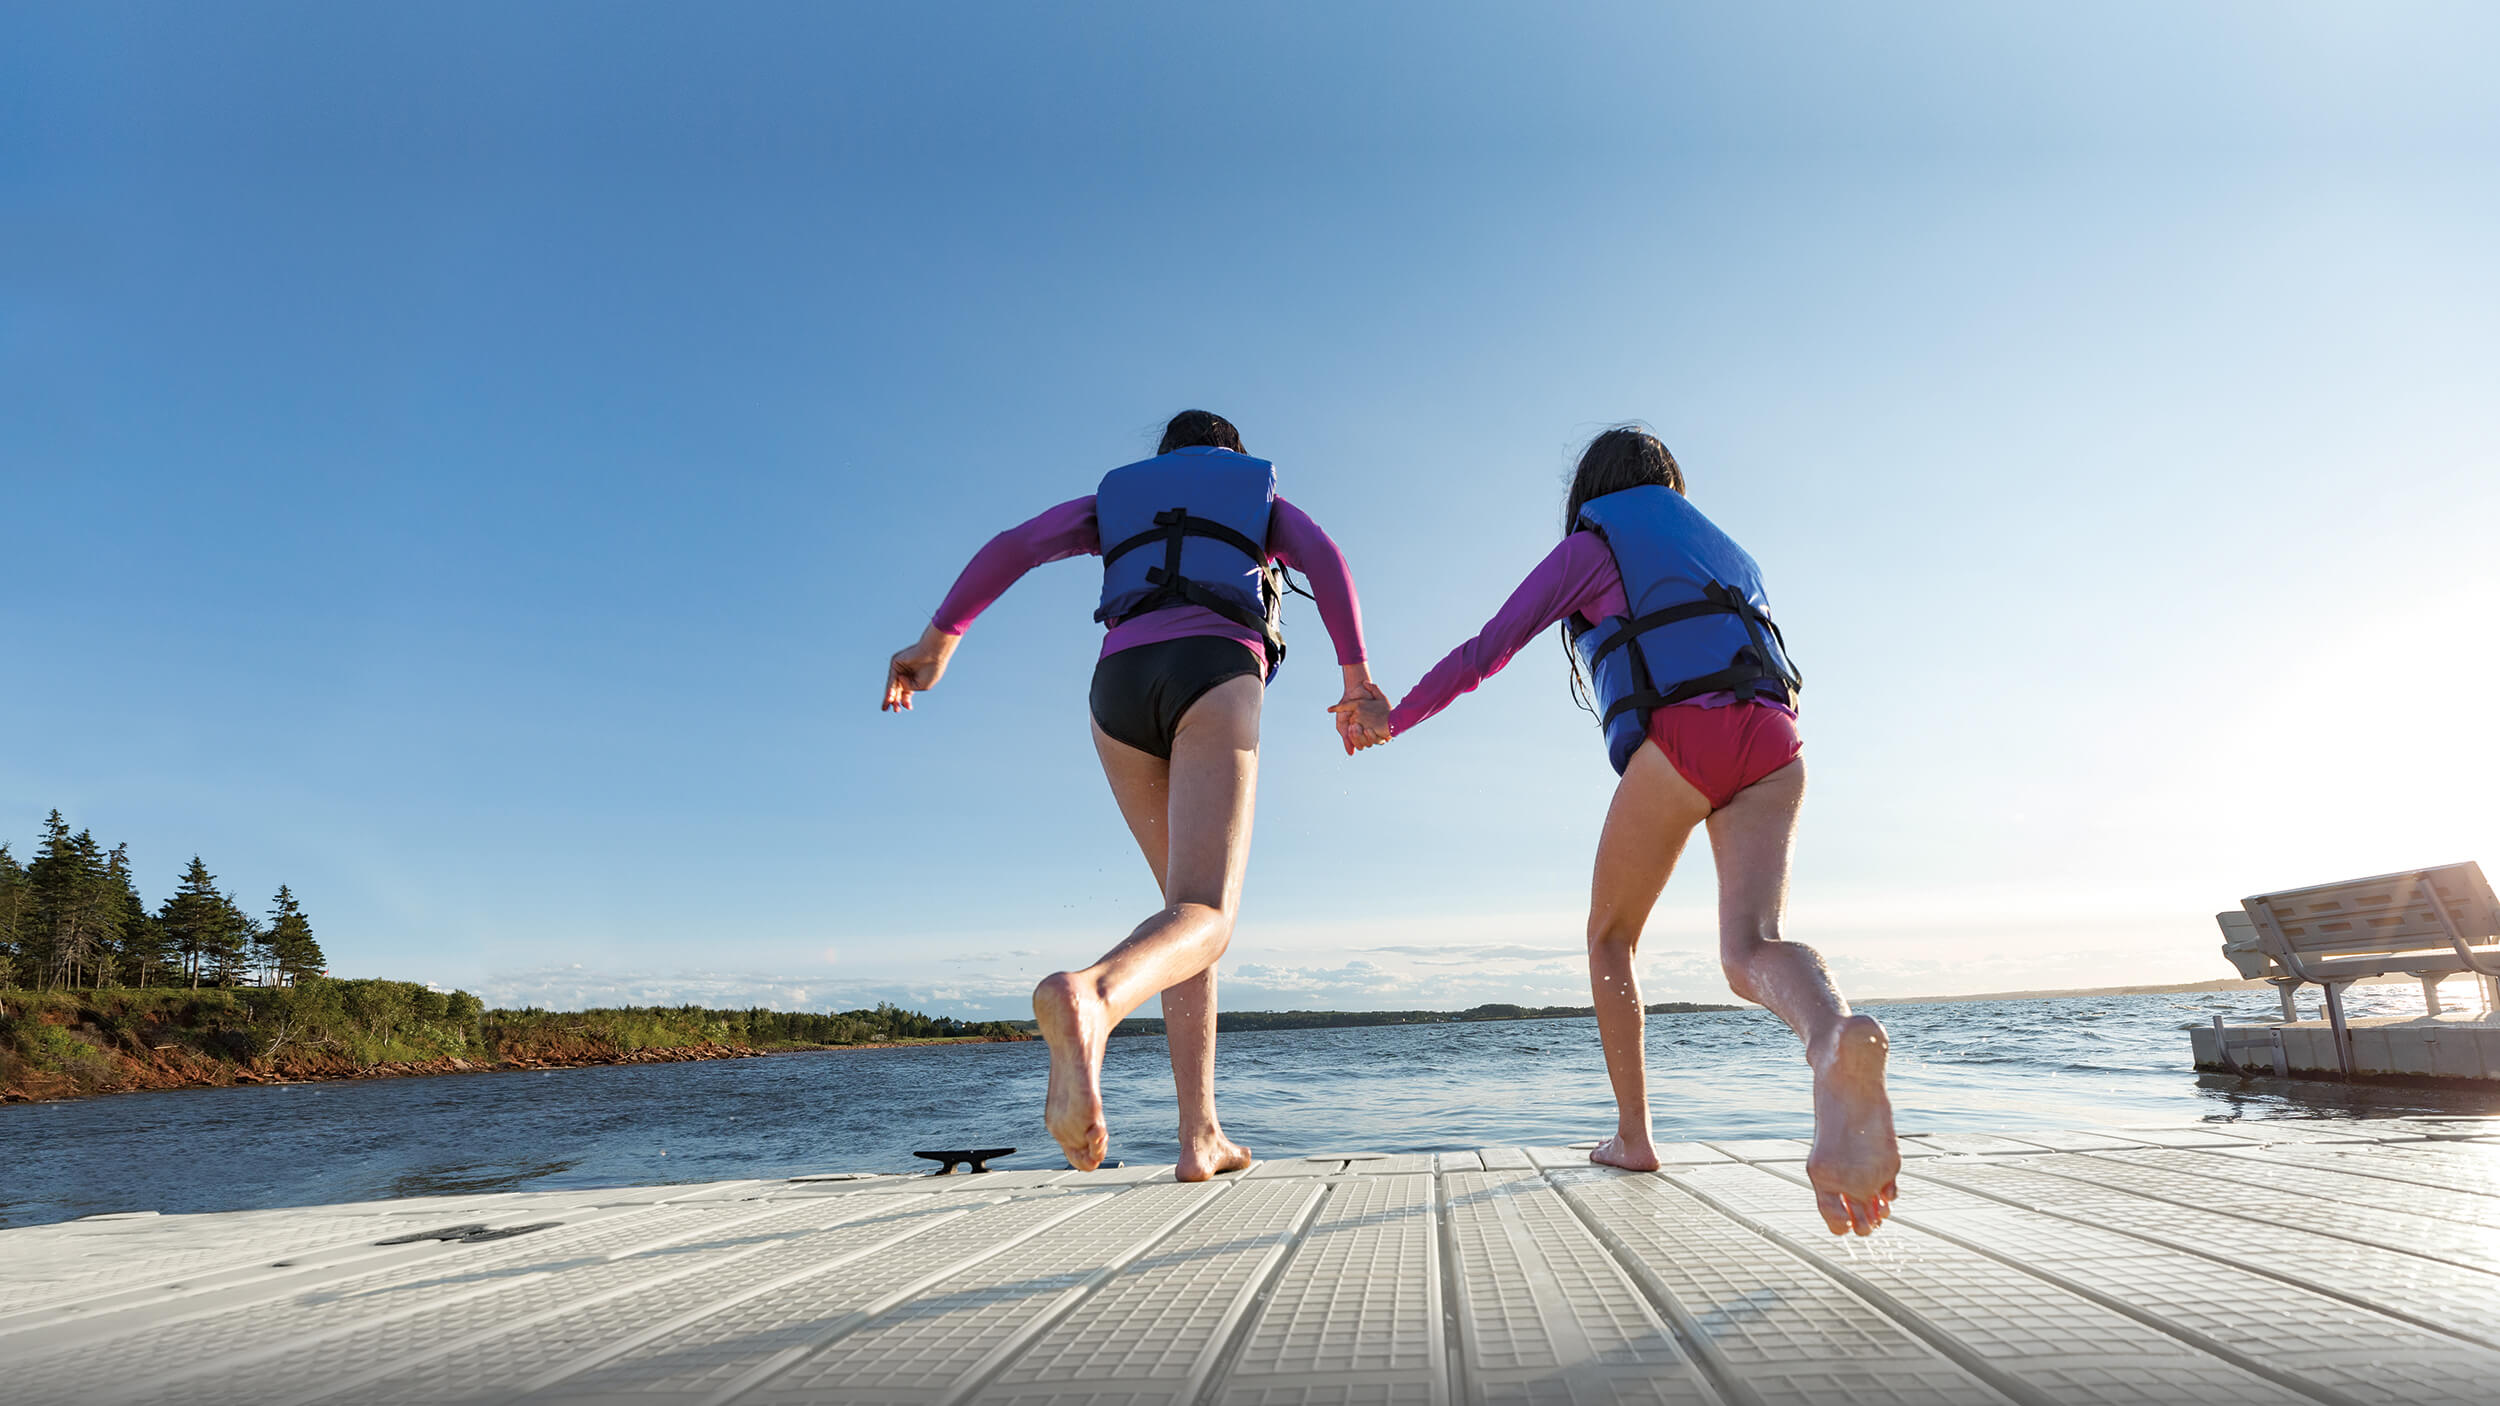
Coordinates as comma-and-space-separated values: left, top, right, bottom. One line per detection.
1093, 447, 1288, 677
1568, 485, 1802, 774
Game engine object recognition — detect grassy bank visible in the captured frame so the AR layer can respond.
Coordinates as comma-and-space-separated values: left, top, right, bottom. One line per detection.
0, 982, 1025, 1102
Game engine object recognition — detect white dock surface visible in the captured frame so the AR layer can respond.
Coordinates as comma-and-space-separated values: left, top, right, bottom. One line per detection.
7, 1116, 2500, 1406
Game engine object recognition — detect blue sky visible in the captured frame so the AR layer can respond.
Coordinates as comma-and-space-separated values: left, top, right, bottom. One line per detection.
6, 4, 2496, 1016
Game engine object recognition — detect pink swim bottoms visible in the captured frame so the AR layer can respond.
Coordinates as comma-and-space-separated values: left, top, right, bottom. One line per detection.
1646, 700, 1802, 810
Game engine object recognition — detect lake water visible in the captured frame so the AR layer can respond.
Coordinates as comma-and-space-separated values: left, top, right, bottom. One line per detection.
6, 986, 2497, 1228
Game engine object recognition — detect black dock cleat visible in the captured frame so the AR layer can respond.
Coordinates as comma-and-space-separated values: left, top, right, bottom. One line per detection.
913, 1147, 1015, 1175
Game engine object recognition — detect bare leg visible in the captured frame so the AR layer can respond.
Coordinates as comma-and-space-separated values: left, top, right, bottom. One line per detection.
1160, 967, 1250, 1180
1584, 743, 1712, 1171
1707, 759, 1900, 1235
1035, 674, 1261, 1175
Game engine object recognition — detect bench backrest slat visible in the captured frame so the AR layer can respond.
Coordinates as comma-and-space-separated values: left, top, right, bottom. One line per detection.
2242, 862, 2499, 961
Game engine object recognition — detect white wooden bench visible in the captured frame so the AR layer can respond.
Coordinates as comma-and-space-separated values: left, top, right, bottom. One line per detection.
2211, 861, 2500, 1076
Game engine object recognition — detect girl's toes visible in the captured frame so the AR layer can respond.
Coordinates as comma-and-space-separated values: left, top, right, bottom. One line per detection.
1816, 1190, 1852, 1235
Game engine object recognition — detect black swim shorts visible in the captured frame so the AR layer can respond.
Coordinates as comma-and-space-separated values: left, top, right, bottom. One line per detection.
1087, 635, 1263, 759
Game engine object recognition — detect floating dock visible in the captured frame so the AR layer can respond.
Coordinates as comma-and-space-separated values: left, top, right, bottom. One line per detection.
6, 1116, 2499, 1405
2193, 1012, 2500, 1081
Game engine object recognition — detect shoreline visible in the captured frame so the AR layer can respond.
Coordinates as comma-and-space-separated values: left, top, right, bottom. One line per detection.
9, 979, 2362, 1108
0, 1033, 1034, 1106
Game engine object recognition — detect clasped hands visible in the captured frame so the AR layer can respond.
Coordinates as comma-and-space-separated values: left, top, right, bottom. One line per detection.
1330, 666, 1393, 755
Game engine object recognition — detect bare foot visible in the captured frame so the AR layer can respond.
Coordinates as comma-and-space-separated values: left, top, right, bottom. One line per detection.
1033, 972, 1110, 1171
1589, 1134, 1661, 1172
1806, 1013, 1900, 1236
1176, 1129, 1253, 1182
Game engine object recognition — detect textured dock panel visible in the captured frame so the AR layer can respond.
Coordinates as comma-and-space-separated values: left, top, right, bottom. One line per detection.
1669, 1164, 2307, 1405
1519, 1144, 1733, 1169
153, 1198, 884, 1406
735, 1181, 1222, 1405
1982, 1130, 2149, 1152
1908, 1133, 2062, 1156
1242, 1157, 1356, 1181
0, 1200, 542, 1322
2101, 1147, 2500, 1227
1216, 1174, 1446, 1405
2019, 1151, 2500, 1274
291, 1192, 960, 1406
970, 1179, 1324, 1406
1701, 1139, 1811, 1162
531, 1191, 1115, 1402
1864, 1171, 2500, 1405
2207, 1122, 2382, 1145
846, 1170, 1081, 1194
8, 1118, 2500, 1406
2225, 1139, 2500, 1197
7, 1202, 742, 1400
1903, 1158, 2500, 1353
1557, 1170, 2005, 1406
1440, 1170, 1716, 1404
2104, 1126, 2260, 1149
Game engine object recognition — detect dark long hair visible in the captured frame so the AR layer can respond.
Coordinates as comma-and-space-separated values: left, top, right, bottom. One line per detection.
1158, 409, 1245, 455
1560, 425, 1685, 715
1563, 424, 1682, 534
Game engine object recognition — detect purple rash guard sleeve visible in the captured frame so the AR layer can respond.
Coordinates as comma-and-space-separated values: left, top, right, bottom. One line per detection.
1268, 498, 1368, 667
928, 496, 1101, 636
1387, 532, 1624, 736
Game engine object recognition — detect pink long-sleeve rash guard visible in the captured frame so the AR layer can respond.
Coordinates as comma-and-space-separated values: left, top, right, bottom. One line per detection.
929, 495, 1368, 672
1385, 531, 1792, 737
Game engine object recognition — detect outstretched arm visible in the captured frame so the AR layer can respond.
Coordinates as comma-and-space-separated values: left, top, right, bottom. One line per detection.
1268, 498, 1389, 753
884, 496, 1099, 713
1382, 532, 1620, 738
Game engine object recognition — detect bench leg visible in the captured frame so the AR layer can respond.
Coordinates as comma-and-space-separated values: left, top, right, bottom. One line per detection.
2210, 1014, 2238, 1075
2421, 974, 2445, 1017
2323, 981, 2354, 1077
2273, 981, 2300, 1024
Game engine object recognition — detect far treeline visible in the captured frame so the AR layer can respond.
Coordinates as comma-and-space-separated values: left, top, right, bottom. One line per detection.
1108, 1001, 1740, 1036
2, 979, 1025, 1102
0, 810, 323, 991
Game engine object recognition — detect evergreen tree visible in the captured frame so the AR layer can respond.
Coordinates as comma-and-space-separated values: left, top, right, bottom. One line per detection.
265, 886, 324, 986
0, 844, 29, 988
160, 857, 243, 989
28, 817, 123, 990
22, 811, 74, 987
247, 899, 279, 985
210, 890, 257, 987
106, 844, 168, 987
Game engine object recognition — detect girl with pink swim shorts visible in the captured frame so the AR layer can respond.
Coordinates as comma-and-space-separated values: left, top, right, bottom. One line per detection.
1337, 425, 1902, 1236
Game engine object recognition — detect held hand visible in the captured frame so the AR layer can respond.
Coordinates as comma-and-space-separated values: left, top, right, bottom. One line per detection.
883, 626, 960, 713
1328, 680, 1394, 754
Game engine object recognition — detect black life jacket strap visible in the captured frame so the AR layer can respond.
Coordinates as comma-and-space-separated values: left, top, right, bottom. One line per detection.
1586, 596, 1745, 668
1100, 508, 1267, 569
1597, 661, 1796, 729
1591, 581, 1802, 731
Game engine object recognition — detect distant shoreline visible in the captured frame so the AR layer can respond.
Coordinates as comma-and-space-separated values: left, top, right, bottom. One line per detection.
1027, 978, 2345, 1036
1855, 975, 2419, 1006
